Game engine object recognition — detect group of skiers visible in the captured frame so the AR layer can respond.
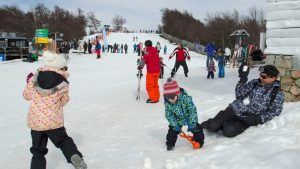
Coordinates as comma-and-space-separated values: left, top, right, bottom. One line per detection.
204, 42, 266, 79
83, 40, 129, 58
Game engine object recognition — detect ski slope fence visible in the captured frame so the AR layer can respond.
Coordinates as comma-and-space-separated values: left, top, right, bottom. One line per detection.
161, 33, 206, 55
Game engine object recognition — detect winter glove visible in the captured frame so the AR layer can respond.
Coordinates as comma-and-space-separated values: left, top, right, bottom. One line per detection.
173, 126, 182, 132
137, 60, 145, 70
26, 72, 34, 83
238, 64, 250, 83
187, 123, 197, 132
187, 56, 191, 60
240, 112, 262, 126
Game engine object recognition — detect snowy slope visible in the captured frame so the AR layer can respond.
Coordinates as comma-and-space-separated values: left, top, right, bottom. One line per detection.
0, 33, 300, 169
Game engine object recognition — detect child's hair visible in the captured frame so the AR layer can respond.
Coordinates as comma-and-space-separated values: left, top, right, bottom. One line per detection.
217, 48, 224, 54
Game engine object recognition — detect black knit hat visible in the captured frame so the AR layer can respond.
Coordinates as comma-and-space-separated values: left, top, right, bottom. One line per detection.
259, 65, 279, 77
145, 40, 152, 47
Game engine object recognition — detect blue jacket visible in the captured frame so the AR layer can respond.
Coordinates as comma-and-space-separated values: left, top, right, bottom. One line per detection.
205, 43, 216, 56
164, 88, 198, 128
95, 42, 101, 50
230, 79, 284, 123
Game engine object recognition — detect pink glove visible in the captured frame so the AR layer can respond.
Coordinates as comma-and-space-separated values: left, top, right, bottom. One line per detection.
26, 72, 34, 83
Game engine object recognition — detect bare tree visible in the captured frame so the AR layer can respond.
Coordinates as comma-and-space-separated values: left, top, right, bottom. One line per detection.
0, 4, 86, 40
247, 5, 266, 32
32, 3, 50, 29
0, 5, 24, 31
87, 12, 101, 34
112, 14, 127, 31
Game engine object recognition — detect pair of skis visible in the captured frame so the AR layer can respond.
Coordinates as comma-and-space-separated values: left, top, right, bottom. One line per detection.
136, 69, 142, 100
179, 131, 201, 150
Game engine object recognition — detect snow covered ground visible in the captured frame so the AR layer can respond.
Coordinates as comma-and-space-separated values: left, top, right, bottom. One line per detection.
0, 33, 300, 169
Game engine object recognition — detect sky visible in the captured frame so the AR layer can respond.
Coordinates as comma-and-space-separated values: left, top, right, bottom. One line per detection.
1, 0, 267, 30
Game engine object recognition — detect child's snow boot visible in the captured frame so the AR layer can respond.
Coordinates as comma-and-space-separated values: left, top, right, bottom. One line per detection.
71, 154, 87, 169
167, 145, 174, 151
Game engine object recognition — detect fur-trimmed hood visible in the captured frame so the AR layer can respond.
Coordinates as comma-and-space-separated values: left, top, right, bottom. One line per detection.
32, 67, 69, 95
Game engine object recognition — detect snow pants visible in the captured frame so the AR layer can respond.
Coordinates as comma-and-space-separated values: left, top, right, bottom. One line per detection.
30, 127, 83, 169
146, 73, 160, 102
166, 124, 205, 147
200, 106, 250, 137
207, 71, 214, 79
96, 49, 101, 58
218, 61, 225, 78
171, 61, 189, 77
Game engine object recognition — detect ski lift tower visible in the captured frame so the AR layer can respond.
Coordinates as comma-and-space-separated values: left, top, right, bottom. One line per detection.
229, 29, 250, 47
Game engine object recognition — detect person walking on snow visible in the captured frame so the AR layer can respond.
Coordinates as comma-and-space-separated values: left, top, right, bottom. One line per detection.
83, 41, 87, 54
216, 48, 225, 78
95, 36, 101, 59
207, 60, 216, 79
124, 43, 128, 54
23, 47, 87, 169
163, 45, 167, 55
205, 42, 216, 68
201, 64, 284, 137
163, 78, 205, 151
156, 41, 161, 54
169, 43, 191, 78
138, 40, 161, 103
61, 41, 70, 60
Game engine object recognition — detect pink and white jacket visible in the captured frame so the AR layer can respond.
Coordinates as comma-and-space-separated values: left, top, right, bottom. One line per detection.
23, 67, 69, 131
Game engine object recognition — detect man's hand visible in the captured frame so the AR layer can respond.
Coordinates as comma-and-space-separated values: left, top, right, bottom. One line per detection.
238, 64, 250, 83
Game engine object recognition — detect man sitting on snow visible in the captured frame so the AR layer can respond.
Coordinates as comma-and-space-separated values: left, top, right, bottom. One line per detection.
200, 64, 284, 137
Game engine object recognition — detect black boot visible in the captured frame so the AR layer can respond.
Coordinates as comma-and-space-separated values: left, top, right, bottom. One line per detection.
200, 107, 236, 132
166, 125, 180, 151
167, 145, 174, 151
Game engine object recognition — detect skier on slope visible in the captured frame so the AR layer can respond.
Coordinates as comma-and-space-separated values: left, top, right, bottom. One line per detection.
163, 78, 205, 151
138, 40, 161, 103
94, 36, 101, 59
169, 43, 191, 78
